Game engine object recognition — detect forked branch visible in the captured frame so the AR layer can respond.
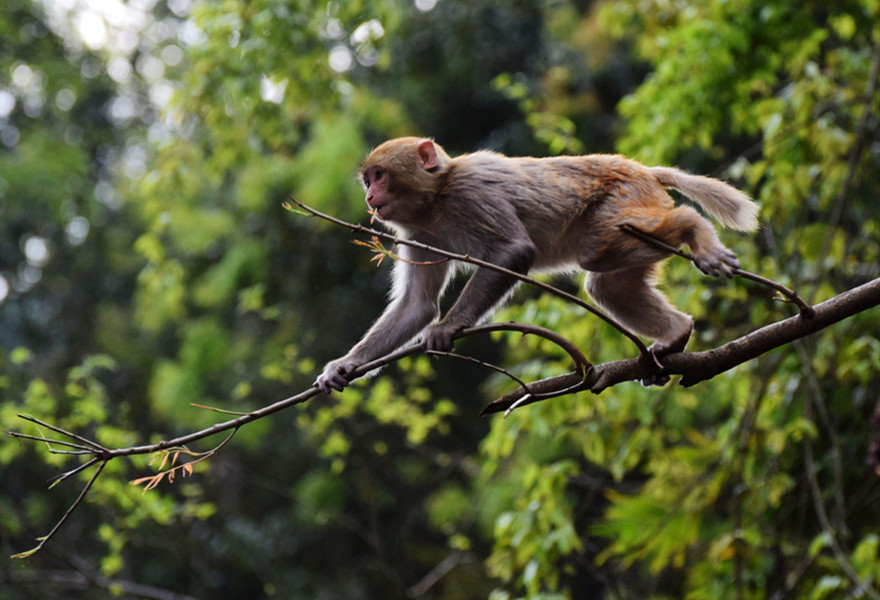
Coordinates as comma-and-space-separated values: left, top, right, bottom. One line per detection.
6, 321, 587, 557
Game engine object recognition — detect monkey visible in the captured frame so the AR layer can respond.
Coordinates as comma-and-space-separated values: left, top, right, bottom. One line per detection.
315, 137, 758, 393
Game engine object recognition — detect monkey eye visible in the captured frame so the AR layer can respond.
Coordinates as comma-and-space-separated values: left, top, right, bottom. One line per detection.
374, 168, 385, 182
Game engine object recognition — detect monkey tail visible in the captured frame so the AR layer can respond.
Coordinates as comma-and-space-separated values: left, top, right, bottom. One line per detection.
650, 166, 759, 232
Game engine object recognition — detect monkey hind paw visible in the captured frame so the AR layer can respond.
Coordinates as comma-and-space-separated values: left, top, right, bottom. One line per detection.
641, 324, 691, 387
648, 324, 692, 359
693, 246, 740, 278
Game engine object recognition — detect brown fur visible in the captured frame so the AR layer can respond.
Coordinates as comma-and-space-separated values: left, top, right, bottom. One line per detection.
316, 138, 758, 393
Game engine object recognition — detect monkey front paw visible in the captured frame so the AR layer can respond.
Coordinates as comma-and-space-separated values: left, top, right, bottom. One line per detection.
422, 323, 459, 353
315, 357, 361, 394
694, 246, 740, 278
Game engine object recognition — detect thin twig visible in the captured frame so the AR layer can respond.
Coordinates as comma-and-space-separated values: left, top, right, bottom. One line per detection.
49, 457, 101, 488
406, 551, 473, 598
9, 273, 878, 557
8, 320, 593, 557
619, 223, 815, 316
288, 198, 653, 360
6, 431, 96, 452
464, 321, 592, 376
17, 414, 107, 452
12, 460, 107, 559
108, 389, 321, 458
427, 345, 588, 419
769, 553, 818, 600
131, 428, 239, 492
425, 349, 536, 399
793, 342, 848, 537
7, 566, 199, 600
191, 403, 248, 416
503, 380, 588, 417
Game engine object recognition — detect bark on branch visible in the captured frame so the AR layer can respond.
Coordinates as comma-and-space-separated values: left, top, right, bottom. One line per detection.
481, 276, 880, 415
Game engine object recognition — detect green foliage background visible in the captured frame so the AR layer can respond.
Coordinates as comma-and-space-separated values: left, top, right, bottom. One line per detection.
1, 0, 878, 598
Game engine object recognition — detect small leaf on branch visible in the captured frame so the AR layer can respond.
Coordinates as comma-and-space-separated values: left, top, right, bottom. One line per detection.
191, 403, 247, 416
281, 200, 309, 216
144, 472, 165, 492
352, 236, 390, 267
11, 547, 40, 560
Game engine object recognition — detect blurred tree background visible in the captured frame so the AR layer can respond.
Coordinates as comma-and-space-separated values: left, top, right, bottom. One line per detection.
1, 0, 878, 598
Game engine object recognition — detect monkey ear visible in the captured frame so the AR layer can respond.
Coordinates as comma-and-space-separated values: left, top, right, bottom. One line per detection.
417, 140, 439, 170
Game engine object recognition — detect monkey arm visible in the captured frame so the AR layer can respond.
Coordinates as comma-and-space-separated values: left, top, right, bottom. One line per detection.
423, 242, 536, 353
350, 295, 439, 361
316, 247, 451, 393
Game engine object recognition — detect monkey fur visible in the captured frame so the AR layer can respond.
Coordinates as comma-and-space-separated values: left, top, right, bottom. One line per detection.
316, 137, 758, 393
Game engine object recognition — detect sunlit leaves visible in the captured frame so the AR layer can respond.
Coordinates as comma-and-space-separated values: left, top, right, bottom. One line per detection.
0, 354, 213, 574
489, 460, 582, 593
0, 130, 89, 214
193, 241, 268, 308
134, 258, 187, 330
289, 114, 367, 218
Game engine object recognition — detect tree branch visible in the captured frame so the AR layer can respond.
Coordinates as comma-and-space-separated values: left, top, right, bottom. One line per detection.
6, 322, 588, 556
482, 277, 880, 415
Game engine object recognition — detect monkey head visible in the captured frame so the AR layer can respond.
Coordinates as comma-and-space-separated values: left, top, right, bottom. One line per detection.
358, 137, 450, 227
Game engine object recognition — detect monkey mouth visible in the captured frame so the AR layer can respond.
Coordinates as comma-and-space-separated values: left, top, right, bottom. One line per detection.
367, 202, 387, 220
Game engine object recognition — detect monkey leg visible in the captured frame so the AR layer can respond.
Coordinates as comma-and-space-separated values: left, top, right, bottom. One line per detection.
579, 205, 740, 278
584, 266, 693, 351
584, 266, 693, 386
577, 210, 668, 273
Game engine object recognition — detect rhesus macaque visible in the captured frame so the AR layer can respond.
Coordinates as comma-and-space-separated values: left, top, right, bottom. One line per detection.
315, 137, 758, 393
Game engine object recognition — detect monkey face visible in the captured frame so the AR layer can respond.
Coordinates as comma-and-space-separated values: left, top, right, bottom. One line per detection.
362, 166, 430, 226
358, 137, 449, 228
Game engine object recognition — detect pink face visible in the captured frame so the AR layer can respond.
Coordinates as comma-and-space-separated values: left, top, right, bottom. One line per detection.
359, 139, 439, 226
362, 165, 390, 220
